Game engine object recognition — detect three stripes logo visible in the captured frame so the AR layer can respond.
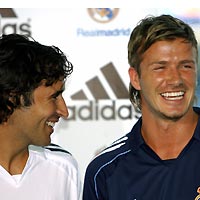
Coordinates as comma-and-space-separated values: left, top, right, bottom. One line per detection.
68, 62, 139, 121
71, 62, 128, 100
0, 8, 17, 18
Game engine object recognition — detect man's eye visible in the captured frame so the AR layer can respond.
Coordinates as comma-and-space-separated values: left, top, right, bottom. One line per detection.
153, 66, 165, 71
52, 94, 59, 100
183, 65, 192, 69
51, 90, 63, 100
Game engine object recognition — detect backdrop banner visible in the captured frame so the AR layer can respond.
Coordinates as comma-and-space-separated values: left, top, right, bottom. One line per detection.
0, 8, 200, 181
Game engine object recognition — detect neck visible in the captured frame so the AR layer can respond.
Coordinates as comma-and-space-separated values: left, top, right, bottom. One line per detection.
0, 128, 29, 175
0, 147, 29, 175
141, 109, 198, 160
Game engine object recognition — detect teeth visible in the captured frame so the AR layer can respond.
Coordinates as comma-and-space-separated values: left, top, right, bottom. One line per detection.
46, 121, 55, 128
161, 91, 184, 100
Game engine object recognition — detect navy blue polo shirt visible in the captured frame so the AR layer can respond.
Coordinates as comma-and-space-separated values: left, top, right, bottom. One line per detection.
83, 107, 200, 200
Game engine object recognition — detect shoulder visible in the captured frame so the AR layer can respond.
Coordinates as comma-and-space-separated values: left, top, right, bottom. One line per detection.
45, 143, 72, 155
29, 144, 81, 198
84, 117, 143, 178
83, 134, 132, 199
29, 143, 79, 173
194, 107, 200, 115
85, 134, 131, 177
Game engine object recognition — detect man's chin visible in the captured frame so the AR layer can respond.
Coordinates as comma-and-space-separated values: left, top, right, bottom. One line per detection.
161, 112, 184, 122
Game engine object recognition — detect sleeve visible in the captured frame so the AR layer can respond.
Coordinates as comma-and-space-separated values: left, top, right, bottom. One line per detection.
44, 143, 82, 200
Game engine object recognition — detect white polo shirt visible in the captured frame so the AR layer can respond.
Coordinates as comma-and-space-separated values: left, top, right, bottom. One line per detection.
0, 144, 81, 200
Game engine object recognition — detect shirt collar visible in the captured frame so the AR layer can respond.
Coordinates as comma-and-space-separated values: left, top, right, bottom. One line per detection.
192, 107, 200, 141
129, 107, 200, 149
128, 117, 144, 150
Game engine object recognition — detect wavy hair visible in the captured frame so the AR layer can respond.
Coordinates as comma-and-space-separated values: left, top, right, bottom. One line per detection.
0, 34, 73, 123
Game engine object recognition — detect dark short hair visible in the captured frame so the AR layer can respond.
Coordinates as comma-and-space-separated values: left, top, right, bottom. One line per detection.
0, 34, 73, 123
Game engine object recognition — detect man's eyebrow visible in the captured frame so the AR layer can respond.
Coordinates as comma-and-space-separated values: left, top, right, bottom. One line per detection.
51, 88, 65, 98
149, 59, 196, 65
179, 60, 195, 64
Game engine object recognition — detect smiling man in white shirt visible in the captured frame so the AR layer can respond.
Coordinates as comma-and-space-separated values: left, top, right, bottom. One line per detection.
0, 34, 81, 200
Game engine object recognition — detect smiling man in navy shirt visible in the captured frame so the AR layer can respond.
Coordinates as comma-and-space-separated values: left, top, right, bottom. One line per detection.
83, 14, 200, 200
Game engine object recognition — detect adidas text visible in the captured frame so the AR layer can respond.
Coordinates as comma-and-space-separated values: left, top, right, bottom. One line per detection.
67, 100, 137, 121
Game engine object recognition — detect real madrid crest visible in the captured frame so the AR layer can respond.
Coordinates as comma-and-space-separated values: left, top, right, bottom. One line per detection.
87, 8, 119, 23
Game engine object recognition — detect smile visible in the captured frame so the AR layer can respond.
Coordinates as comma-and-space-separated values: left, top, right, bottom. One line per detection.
161, 91, 184, 100
46, 121, 55, 128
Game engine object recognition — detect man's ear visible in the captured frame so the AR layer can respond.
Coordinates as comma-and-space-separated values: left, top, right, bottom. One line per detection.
128, 67, 141, 90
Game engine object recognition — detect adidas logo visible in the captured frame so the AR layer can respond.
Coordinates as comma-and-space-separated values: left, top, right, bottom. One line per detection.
0, 8, 32, 36
68, 62, 140, 121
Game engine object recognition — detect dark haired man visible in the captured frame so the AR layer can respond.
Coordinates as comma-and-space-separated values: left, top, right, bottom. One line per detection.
0, 34, 80, 200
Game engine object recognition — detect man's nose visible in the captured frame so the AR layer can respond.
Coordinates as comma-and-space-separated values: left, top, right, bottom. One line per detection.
166, 67, 183, 86
56, 97, 69, 119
